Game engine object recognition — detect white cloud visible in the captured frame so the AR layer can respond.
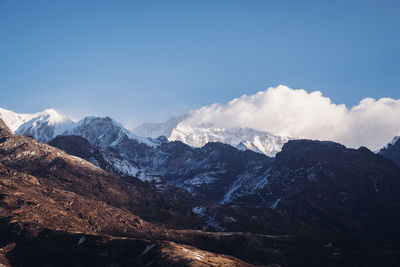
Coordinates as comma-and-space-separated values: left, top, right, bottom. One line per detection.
178, 85, 400, 150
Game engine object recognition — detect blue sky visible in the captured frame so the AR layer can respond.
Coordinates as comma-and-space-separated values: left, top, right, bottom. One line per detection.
0, 0, 399, 126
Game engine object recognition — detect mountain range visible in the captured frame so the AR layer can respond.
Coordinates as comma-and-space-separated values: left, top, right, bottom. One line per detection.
1, 107, 400, 266
0, 108, 292, 157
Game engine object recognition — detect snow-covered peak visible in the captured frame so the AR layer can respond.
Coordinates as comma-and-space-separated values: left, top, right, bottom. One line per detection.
170, 124, 292, 156
134, 115, 293, 156
0, 107, 75, 142
67, 116, 157, 148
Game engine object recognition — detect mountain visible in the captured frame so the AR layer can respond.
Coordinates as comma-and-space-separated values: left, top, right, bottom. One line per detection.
135, 116, 292, 156
266, 140, 400, 238
0, 108, 74, 142
170, 125, 292, 156
65, 116, 157, 148
49, 133, 274, 205
379, 136, 400, 167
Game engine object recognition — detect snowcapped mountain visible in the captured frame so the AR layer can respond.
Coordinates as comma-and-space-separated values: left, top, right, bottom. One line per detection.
0, 108, 74, 142
135, 117, 293, 157
65, 116, 157, 148
0, 107, 162, 179
0, 107, 158, 150
170, 125, 292, 157
1, 106, 291, 157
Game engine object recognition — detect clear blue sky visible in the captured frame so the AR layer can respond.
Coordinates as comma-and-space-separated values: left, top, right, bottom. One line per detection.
0, 0, 399, 127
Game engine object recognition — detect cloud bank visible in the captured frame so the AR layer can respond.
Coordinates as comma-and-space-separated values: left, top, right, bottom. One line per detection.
178, 85, 400, 150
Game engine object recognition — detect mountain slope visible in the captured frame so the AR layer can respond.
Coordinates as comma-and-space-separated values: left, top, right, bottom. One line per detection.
49, 135, 161, 182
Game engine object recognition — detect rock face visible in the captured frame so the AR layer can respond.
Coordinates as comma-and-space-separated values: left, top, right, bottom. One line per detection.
379, 136, 400, 167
